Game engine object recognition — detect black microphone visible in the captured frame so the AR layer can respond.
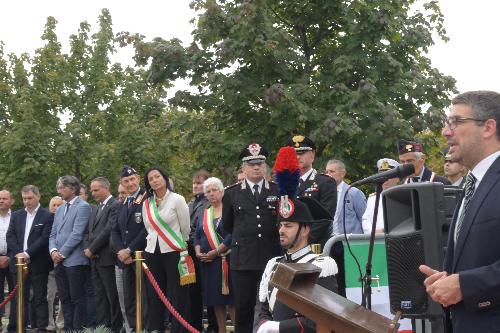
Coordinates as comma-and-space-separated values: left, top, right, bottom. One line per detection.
351, 164, 415, 186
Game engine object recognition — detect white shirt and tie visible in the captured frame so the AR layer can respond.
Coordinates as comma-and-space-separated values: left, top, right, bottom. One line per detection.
246, 179, 264, 198
454, 151, 500, 244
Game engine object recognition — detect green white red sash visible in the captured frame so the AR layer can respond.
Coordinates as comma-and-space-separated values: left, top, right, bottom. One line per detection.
202, 206, 229, 295
144, 196, 196, 285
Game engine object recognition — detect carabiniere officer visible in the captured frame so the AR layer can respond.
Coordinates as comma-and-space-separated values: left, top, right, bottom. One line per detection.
222, 143, 281, 333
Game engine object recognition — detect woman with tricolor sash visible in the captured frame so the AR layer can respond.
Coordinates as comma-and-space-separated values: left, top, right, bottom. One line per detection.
142, 167, 194, 333
194, 177, 235, 333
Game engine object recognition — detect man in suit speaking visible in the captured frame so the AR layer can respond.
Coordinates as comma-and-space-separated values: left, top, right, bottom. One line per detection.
420, 91, 500, 333
49, 176, 91, 331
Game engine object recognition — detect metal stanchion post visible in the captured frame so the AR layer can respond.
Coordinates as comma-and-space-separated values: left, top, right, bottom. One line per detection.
16, 257, 25, 333
135, 251, 144, 333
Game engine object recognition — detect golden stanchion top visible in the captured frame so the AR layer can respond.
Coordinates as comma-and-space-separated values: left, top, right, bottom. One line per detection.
15, 257, 25, 265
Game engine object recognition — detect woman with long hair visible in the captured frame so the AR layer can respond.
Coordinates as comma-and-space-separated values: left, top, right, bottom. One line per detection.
142, 167, 194, 333
194, 177, 235, 333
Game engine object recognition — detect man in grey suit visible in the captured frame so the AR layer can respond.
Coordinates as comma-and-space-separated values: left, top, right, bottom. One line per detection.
84, 177, 123, 333
49, 176, 91, 331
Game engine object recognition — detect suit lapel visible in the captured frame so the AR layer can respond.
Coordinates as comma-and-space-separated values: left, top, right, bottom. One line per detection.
453, 157, 500, 270
18, 210, 27, 242
89, 205, 100, 231
421, 167, 432, 182
58, 197, 80, 232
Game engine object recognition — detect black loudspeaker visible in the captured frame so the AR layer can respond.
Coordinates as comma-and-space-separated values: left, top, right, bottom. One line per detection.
382, 183, 462, 318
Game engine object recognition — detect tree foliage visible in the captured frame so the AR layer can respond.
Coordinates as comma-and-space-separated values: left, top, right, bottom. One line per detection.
1, 2, 459, 207
124, 0, 456, 179
0, 10, 197, 207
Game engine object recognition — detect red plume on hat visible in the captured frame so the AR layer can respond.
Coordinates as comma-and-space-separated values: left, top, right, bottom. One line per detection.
274, 146, 300, 198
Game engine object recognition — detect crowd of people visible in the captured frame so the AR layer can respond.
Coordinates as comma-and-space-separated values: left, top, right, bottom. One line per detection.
1, 90, 490, 333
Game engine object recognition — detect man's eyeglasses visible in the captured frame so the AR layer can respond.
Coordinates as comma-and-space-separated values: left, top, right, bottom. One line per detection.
443, 116, 486, 130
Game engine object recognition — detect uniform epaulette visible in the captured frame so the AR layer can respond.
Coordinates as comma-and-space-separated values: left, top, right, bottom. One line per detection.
311, 255, 338, 278
224, 182, 240, 190
369, 192, 376, 197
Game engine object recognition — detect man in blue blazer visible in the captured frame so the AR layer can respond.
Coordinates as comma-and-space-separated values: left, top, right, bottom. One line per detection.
420, 91, 500, 333
7, 185, 53, 333
49, 176, 91, 331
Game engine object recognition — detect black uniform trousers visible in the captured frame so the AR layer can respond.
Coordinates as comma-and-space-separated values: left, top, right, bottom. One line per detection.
9, 270, 49, 333
91, 261, 123, 333
231, 269, 263, 333
145, 250, 191, 333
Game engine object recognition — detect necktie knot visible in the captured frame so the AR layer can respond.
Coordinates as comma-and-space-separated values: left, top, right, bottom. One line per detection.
127, 196, 134, 207
253, 184, 260, 202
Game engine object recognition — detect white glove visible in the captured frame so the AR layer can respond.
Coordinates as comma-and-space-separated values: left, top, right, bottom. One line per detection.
257, 320, 280, 333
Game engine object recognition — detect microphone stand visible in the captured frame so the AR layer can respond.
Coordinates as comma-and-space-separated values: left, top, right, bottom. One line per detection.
361, 181, 383, 309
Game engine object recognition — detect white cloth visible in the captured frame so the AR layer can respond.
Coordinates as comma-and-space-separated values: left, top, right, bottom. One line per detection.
0, 210, 11, 255
24, 204, 40, 251
142, 190, 190, 253
257, 320, 279, 333
361, 195, 384, 234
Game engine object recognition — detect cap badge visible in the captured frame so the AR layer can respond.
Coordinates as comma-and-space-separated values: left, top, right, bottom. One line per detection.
248, 143, 262, 156
279, 197, 295, 219
405, 144, 413, 152
381, 161, 390, 170
292, 135, 305, 148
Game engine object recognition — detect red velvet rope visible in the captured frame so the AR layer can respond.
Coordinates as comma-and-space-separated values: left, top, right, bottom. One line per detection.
0, 284, 18, 309
142, 263, 200, 333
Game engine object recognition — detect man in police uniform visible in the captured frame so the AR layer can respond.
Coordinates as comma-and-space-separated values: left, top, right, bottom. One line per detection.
398, 139, 450, 184
255, 197, 338, 333
286, 135, 337, 245
110, 166, 147, 332
361, 158, 400, 234
222, 143, 281, 333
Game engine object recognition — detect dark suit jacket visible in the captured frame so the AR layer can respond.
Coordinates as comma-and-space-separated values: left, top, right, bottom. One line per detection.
297, 169, 337, 246
85, 196, 120, 267
443, 155, 500, 332
222, 179, 281, 271
6, 207, 54, 274
296, 169, 337, 214
111, 189, 147, 264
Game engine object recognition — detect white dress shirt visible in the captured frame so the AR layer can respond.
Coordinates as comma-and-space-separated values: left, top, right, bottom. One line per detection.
24, 204, 40, 251
300, 168, 314, 182
0, 210, 11, 255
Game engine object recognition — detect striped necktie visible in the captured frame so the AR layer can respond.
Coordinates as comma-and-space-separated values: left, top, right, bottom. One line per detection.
454, 173, 477, 244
